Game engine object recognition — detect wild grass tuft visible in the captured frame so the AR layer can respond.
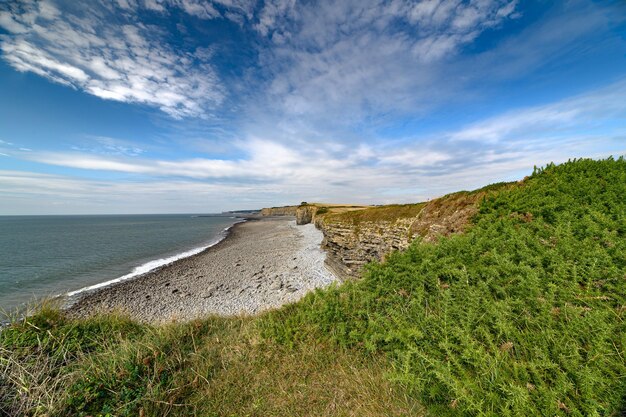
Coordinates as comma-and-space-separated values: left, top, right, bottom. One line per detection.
1, 311, 415, 416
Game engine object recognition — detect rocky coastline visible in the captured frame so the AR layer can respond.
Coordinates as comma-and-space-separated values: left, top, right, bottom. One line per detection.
66, 217, 338, 323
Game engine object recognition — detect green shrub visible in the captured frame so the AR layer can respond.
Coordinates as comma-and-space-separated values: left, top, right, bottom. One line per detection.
262, 157, 626, 416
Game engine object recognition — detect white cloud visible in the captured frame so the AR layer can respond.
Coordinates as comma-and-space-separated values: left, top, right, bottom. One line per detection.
170, 0, 221, 19
107, 0, 256, 21
451, 80, 626, 143
30, 153, 153, 174
1, 1, 624, 214
0, 12, 28, 33
249, 0, 521, 128
241, 0, 622, 144
0, 0, 225, 118
378, 149, 451, 167
254, 0, 295, 36
7, 77, 623, 212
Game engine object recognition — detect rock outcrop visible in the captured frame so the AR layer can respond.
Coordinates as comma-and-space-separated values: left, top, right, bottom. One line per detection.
295, 205, 318, 225
316, 217, 415, 279
314, 189, 504, 279
260, 206, 298, 216
261, 186, 510, 280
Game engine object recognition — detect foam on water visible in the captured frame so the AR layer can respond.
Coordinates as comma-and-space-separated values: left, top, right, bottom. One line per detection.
66, 222, 243, 297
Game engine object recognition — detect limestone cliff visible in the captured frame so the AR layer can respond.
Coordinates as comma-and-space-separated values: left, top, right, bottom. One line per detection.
260, 206, 298, 216
315, 216, 416, 279
311, 185, 513, 279
261, 185, 512, 280
295, 205, 318, 225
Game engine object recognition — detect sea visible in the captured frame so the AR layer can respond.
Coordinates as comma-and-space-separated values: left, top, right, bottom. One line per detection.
0, 214, 240, 313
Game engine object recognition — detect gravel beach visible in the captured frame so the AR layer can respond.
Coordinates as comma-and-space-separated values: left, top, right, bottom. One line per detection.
66, 217, 338, 323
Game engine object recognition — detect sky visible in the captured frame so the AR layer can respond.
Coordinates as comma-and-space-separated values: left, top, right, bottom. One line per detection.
0, 0, 625, 215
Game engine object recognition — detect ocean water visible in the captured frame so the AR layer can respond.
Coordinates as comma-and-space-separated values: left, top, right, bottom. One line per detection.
0, 214, 239, 313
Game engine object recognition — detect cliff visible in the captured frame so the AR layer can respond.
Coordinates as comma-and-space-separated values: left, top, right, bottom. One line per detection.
314, 204, 422, 279
315, 215, 416, 279
303, 184, 514, 279
261, 203, 369, 224
260, 188, 514, 280
260, 206, 298, 216
295, 205, 318, 225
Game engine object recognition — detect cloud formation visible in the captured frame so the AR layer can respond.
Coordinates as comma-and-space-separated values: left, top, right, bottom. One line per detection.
1, 0, 523, 122
254, 0, 520, 122
113, 0, 257, 21
2, 78, 623, 214
0, 0, 226, 118
0, 1, 624, 214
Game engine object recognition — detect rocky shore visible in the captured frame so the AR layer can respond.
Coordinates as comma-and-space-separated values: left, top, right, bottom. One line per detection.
66, 217, 338, 323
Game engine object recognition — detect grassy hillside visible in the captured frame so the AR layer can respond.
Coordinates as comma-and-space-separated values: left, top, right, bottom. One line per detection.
1, 308, 418, 416
322, 203, 426, 225
2, 158, 625, 416
264, 158, 626, 416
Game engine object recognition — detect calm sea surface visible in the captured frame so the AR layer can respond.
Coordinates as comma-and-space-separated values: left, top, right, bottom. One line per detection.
0, 214, 238, 312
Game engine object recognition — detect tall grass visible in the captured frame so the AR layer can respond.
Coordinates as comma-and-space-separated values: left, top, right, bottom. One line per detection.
1, 309, 416, 416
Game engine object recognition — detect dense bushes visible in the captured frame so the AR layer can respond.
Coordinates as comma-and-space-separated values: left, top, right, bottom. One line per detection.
263, 158, 626, 416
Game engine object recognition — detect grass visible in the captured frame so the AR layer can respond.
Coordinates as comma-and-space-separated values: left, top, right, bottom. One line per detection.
409, 182, 516, 239
323, 203, 426, 225
2, 157, 626, 416
1, 310, 419, 416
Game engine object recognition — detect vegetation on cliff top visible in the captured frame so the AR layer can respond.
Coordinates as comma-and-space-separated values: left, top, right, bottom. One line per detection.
2, 158, 625, 416
322, 203, 426, 225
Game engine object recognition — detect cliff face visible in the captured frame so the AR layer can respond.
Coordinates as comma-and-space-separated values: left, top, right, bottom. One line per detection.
315, 216, 415, 279
295, 205, 318, 225
261, 186, 511, 280
260, 206, 298, 216
260, 205, 318, 221
313, 188, 510, 279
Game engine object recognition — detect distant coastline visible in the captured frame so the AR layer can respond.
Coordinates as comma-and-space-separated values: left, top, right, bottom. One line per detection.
0, 214, 240, 314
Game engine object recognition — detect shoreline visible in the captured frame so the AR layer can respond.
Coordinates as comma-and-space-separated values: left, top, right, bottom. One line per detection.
66, 217, 339, 323
64, 218, 248, 299
0, 218, 249, 328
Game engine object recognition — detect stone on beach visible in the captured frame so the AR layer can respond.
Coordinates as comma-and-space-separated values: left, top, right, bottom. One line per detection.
66, 218, 338, 323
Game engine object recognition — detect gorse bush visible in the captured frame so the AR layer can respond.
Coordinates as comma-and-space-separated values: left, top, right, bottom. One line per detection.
262, 157, 626, 416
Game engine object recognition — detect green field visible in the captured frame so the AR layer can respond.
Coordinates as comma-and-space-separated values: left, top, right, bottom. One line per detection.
2, 158, 625, 416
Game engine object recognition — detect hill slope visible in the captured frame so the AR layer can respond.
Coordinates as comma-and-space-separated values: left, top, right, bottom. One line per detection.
265, 158, 626, 416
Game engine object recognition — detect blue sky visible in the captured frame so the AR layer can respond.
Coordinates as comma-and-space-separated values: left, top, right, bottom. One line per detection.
0, 0, 625, 214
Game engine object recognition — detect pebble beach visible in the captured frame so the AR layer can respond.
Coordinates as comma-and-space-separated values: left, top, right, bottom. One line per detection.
66, 217, 338, 323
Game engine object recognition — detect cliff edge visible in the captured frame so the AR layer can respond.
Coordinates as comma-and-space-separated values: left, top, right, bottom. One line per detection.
264, 182, 515, 279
